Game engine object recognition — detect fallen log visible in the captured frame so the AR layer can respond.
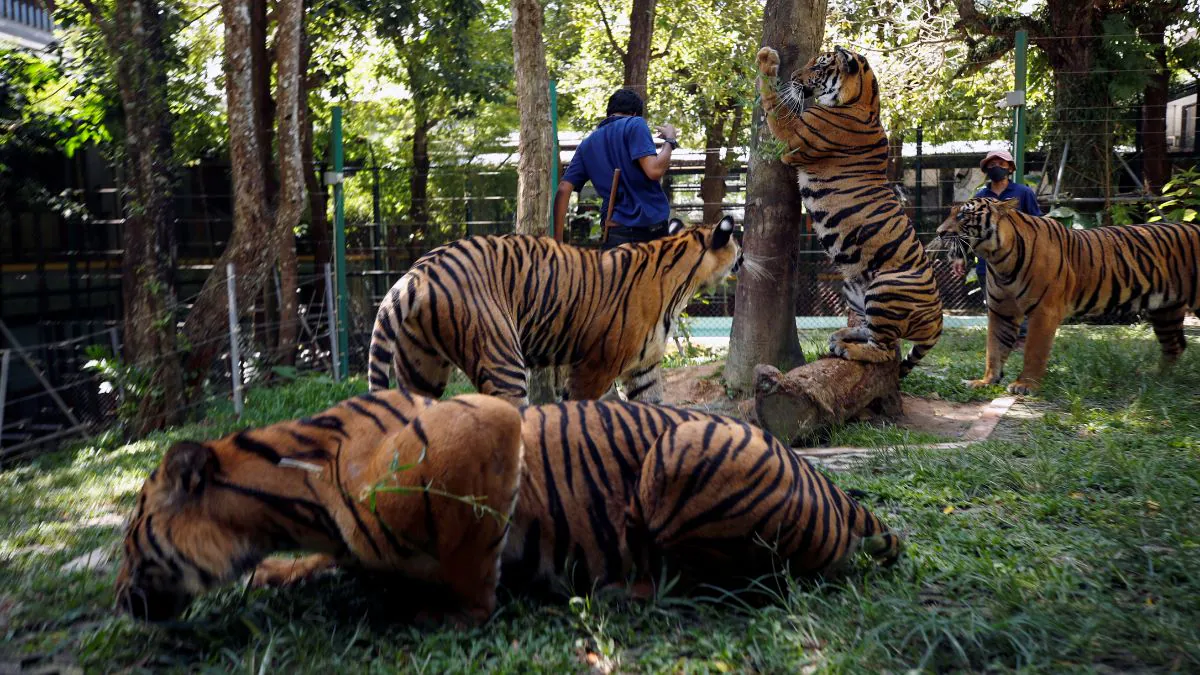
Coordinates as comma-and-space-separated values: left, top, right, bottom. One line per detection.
754, 356, 902, 445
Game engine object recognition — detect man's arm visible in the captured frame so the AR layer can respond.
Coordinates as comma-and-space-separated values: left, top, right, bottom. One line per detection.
1023, 188, 1043, 217
637, 144, 674, 181
553, 180, 576, 241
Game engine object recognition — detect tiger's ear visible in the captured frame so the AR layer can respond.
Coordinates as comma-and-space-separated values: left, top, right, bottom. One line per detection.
162, 441, 216, 500
710, 216, 735, 249
667, 218, 685, 235
835, 46, 859, 75
994, 199, 1020, 215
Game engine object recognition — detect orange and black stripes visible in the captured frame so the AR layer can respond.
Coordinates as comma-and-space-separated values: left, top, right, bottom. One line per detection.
756, 46, 942, 375
117, 390, 901, 622
937, 197, 1200, 393
368, 219, 741, 405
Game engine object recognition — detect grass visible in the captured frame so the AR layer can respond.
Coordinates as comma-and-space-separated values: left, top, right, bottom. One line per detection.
3, 326, 1200, 672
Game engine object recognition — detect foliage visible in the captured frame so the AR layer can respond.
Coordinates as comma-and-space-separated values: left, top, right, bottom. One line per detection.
1108, 167, 1200, 225
81, 345, 155, 430
4, 329, 1200, 671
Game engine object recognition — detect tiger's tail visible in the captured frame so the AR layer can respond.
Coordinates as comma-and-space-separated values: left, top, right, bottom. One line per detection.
844, 488, 903, 567
368, 273, 419, 392
899, 343, 934, 378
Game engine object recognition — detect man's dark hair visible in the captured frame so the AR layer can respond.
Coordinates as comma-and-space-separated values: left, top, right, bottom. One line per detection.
606, 89, 644, 117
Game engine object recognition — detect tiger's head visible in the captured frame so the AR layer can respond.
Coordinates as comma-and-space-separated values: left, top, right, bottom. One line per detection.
664, 215, 744, 286
936, 197, 1020, 260
115, 440, 256, 622
784, 46, 879, 114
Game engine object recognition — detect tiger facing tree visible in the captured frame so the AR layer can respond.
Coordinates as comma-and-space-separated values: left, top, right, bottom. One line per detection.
755, 46, 942, 375
937, 197, 1200, 394
368, 217, 742, 405
115, 390, 902, 624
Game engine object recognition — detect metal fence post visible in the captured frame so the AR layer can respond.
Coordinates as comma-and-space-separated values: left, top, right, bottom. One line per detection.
331, 106, 350, 379
549, 79, 561, 240
324, 263, 342, 381
1013, 29, 1029, 183
225, 263, 244, 416
914, 126, 924, 230
0, 350, 10, 449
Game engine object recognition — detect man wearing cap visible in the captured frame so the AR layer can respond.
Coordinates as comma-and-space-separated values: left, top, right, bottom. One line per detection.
553, 88, 678, 250
952, 149, 1042, 345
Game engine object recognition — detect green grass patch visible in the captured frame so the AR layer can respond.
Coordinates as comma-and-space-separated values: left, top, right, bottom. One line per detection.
2, 327, 1199, 672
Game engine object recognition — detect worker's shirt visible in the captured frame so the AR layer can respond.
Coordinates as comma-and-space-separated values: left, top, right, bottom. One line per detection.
562, 115, 670, 228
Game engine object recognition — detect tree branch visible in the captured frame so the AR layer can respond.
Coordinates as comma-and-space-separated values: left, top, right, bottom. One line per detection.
594, 0, 626, 60
649, 15, 680, 60
76, 0, 114, 39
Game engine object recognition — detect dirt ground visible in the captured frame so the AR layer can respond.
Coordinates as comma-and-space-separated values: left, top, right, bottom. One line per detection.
660, 361, 999, 443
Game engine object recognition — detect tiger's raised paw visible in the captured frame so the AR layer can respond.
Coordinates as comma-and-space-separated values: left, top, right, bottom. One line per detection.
1006, 380, 1038, 396
757, 47, 779, 77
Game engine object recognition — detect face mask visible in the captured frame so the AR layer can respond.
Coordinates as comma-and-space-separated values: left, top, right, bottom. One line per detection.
986, 166, 1009, 182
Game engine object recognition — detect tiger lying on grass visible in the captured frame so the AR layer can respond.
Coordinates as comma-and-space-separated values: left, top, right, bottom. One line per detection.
115, 390, 902, 624
367, 217, 743, 405
937, 197, 1200, 394
755, 45, 942, 375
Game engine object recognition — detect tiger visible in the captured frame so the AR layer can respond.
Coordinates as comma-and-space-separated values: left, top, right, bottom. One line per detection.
115, 389, 902, 624
755, 45, 942, 375
367, 217, 742, 405
936, 197, 1200, 394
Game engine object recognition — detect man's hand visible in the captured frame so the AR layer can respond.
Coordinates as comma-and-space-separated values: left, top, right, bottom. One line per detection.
655, 124, 677, 141
757, 47, 780, 77
951, 259, 966, 277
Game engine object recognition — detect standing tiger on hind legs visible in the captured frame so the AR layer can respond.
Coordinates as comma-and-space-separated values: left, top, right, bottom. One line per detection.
368, 217, 746, 406
754, 45, 942, 375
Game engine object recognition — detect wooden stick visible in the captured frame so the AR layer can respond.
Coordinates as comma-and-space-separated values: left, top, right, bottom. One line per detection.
601, 168, 620, 245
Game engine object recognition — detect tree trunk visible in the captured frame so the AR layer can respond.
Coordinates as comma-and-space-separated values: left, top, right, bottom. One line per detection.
110, 0, 186, 434
725, 0, 827, 394
1141, 25, 1170, 193
699, 107, 729, 223
183, 0, 279, 380
251, 0, 276, 204
410, 101, 432, 243
623, 0, 657, 100
1039, 1, 1110, 213
511, 0, 552, 234
274, 0, 306, 366
299, 29, 331, 311
754, 358, 901, 445
510, 0, 558, 404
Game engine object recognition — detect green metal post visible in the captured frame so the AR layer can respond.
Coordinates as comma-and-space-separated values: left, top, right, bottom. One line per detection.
1013, 30, 1028, 184
548, 79, 561, 239
332, 106, 350, 379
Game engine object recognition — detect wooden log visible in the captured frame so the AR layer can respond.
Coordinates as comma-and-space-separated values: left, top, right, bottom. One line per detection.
754, 356, 902, 445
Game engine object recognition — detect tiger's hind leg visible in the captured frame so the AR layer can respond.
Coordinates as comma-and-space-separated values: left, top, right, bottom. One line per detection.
1149, 304, 1188, 373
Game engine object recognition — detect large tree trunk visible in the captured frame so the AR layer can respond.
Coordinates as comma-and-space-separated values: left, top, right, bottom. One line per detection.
725, 0, 827, 394
410, 101, 432, 243
1141, 25, 1169, 193
623, 0, 657, 100
699, 105, 730, 223
183, 0, 279, 380
512, 0, 552, 234
510, 0, 558, 404
274, 0, 306, 366
299, 24, 331, 311
110, 0, 186, 433
754, 358, 901, 445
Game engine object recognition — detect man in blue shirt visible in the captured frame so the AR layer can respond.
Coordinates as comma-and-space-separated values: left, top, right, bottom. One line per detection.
952, 149, 1043, 345
553, 89, 678, 249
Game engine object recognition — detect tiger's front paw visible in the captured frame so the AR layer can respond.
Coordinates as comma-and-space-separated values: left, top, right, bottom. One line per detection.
756, 47, 780, 77
1006, 380, 1039, 396
965, 378, 997, 389
829, 341, 849, 359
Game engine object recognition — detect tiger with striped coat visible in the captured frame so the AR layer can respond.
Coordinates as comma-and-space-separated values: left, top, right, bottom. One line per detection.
368, 218, 742, 405
755, 46, 942, 374
937, 197, 1200, 394
115, 390, 902, 624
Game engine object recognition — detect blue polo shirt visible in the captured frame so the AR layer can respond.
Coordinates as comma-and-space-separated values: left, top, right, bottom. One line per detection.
973, 181, 1042, 279
562, 116, 670, 228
